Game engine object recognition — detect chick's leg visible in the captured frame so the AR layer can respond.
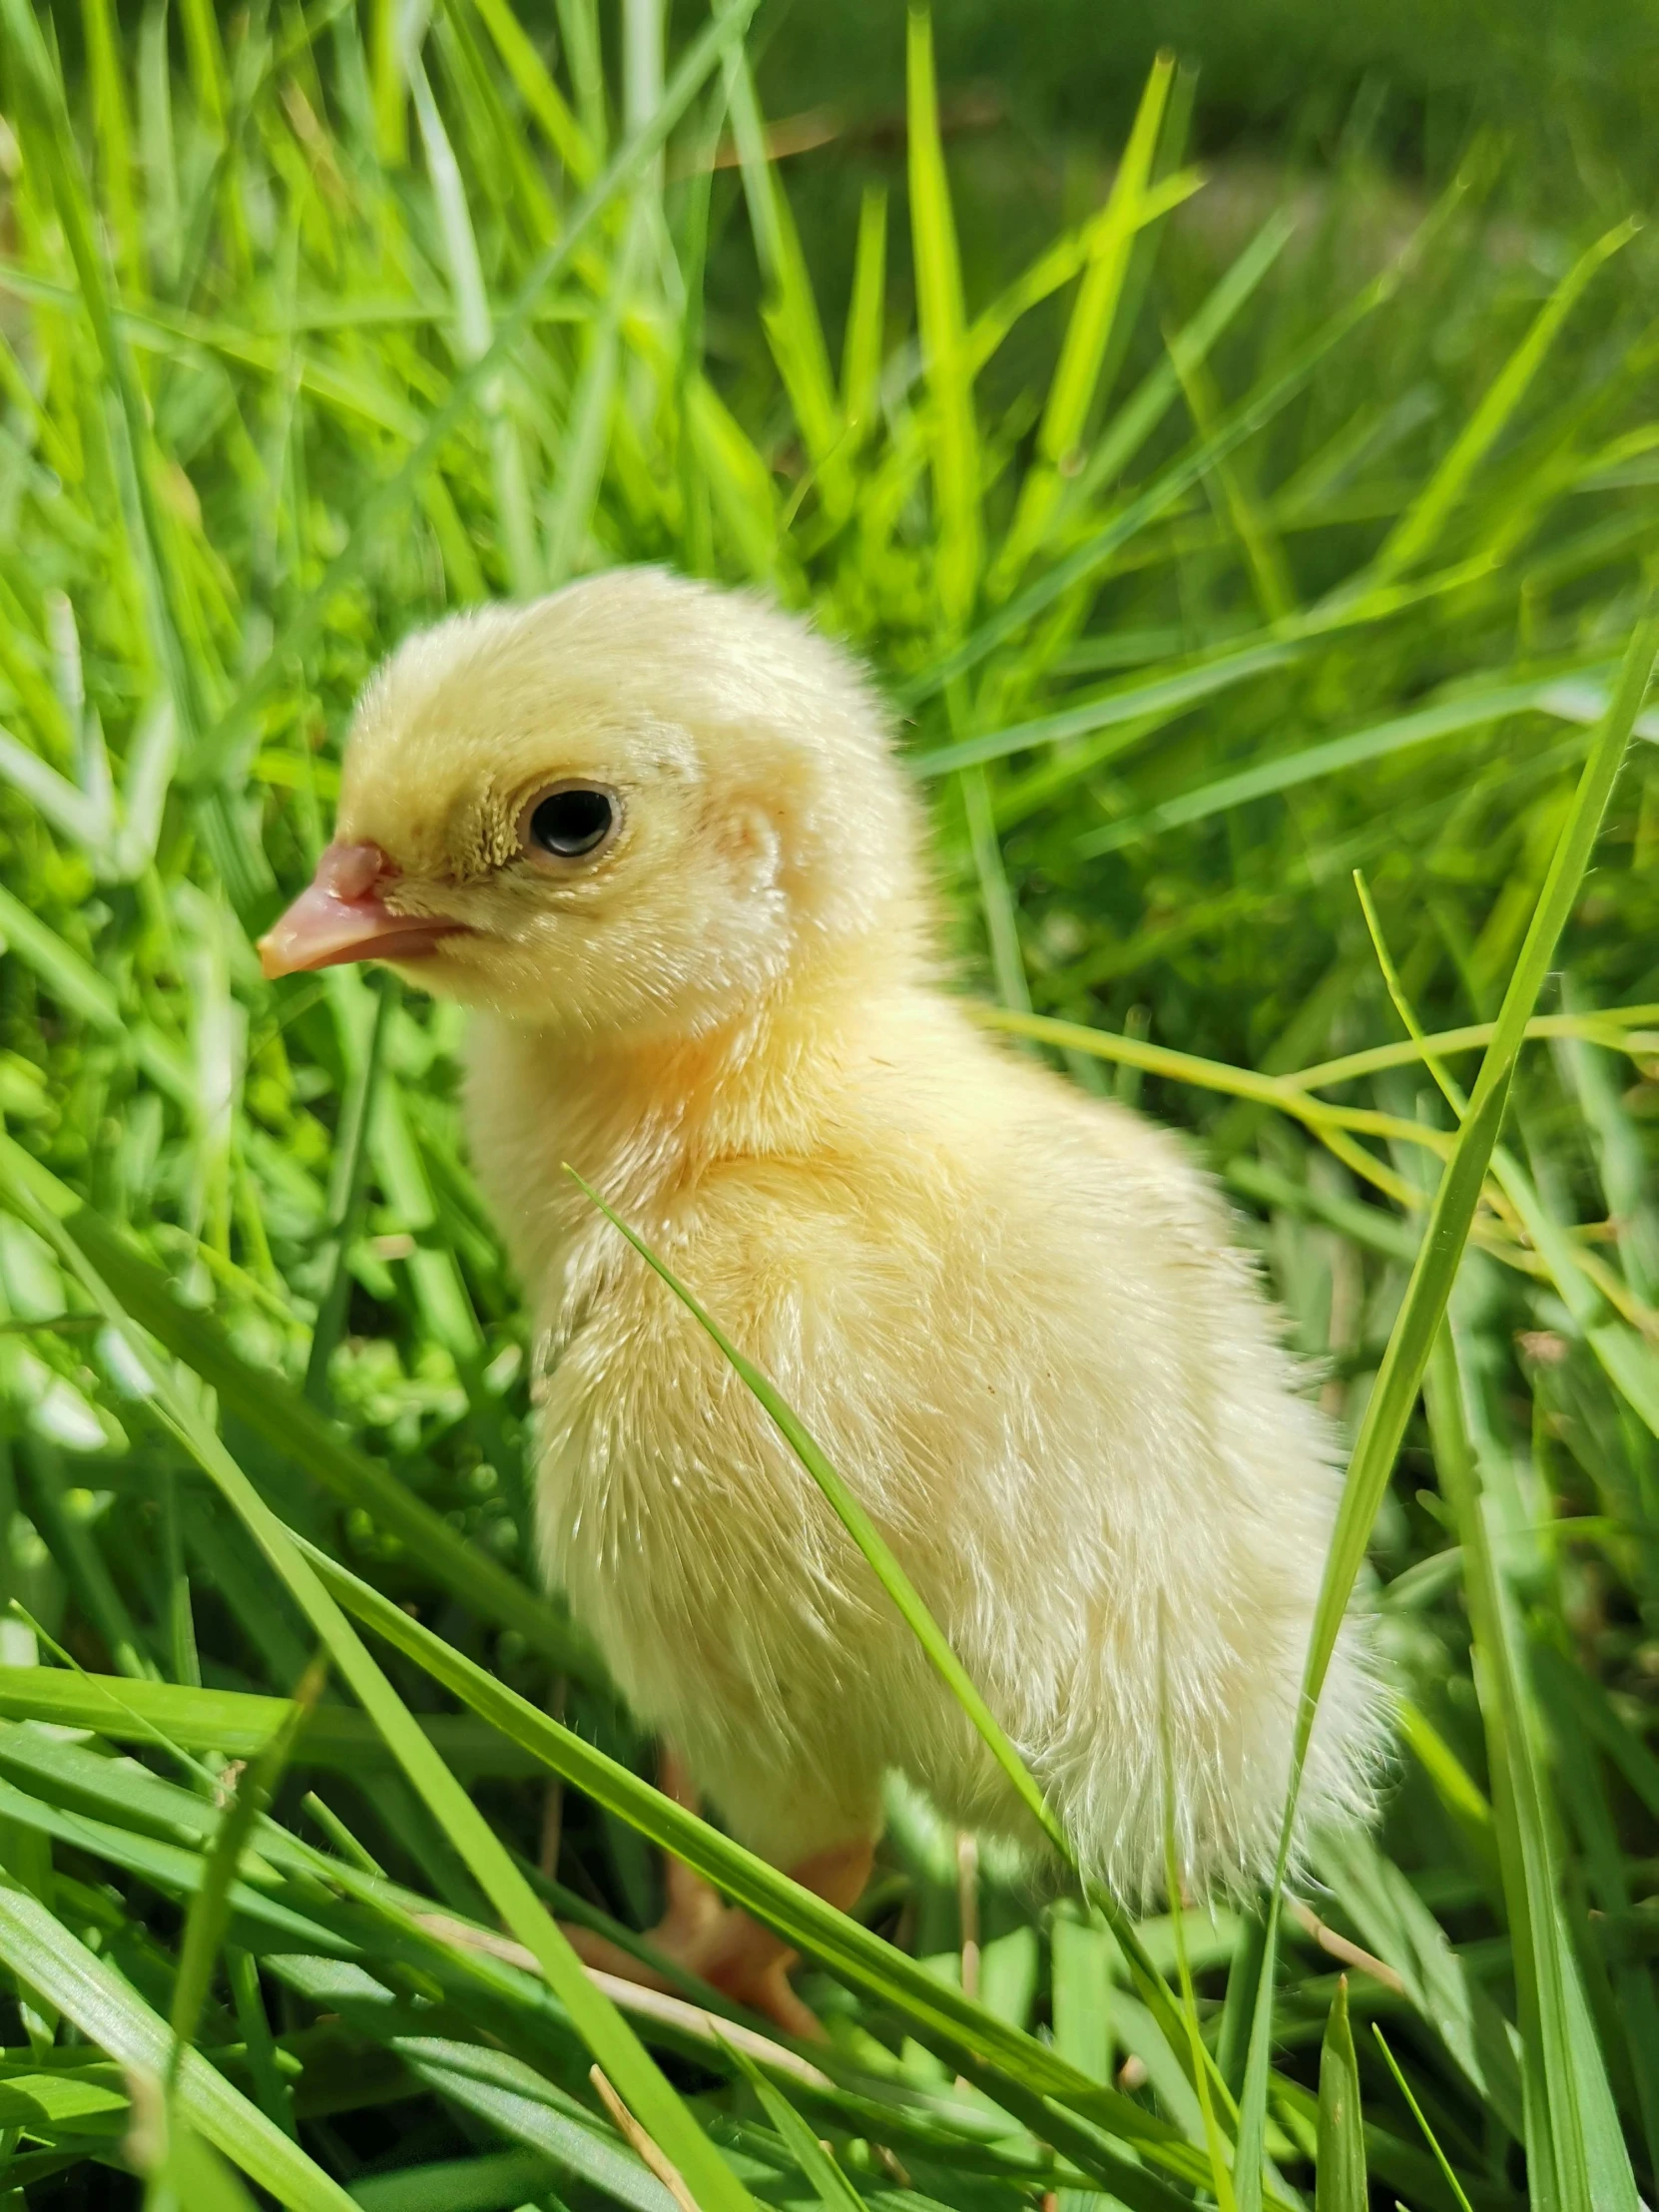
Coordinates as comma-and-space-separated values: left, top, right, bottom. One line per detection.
564, 1749, 874, 2041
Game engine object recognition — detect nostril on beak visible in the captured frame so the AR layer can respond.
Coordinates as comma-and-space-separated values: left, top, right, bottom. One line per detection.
318, 841, 393, 899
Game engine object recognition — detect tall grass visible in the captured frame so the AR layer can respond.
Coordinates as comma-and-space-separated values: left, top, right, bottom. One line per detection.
0, 0, 1658, 2205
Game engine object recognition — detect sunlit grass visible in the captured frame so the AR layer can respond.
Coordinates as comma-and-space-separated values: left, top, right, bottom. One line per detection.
1, 0, 1658, 2205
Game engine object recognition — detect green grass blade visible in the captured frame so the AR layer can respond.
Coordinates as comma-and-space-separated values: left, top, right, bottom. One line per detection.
1356, 869, 1659, 1422
304, 977, 391, 1402
177, 0, 229, 129
928, 169, 1204, 438
0, 1634, 1231, 2205
158, 2123, 266, 2212
990, 53, 1172, 593
350, 2149, 565, 2211
1538, 1653, 1659, 2177
1040, 50, 1174, 452
1161, 1683, 1238, 2211
407, 46, 541, 597
0, 721, 112, 854
1065, 206, 1296, 515
960, 755, 1032, 1011
460, 0, 595, 180
554, 0, 606, 151
1371, 2025, 1475, 2212
760, 180, 847, 510
1172, 339, 1297, 624
79, 0, 142, 288
1075, 669, 1604, 859
1314, 1978, 1366, 2212
718, 36, 843, 505
906, 6, 981, 635
1425, 1327, 1634, 2212
0, 1666, 534, 1771
13, 1441, 155, 1680
166, 1666, 319, 2069
543, 229, 633, 586
1378, 219, 1639, 581
1317, 1823, 1522, 2137
717, 2035, 865, 2211
908, 632, 1304, 779
839, 184, 887, 449
371, 0, 406, 162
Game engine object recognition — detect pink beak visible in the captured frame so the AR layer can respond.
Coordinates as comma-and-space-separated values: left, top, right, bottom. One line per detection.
258, 842, 466, 979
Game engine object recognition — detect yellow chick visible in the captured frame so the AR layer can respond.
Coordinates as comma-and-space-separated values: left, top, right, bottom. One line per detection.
262, 568, 1386, 2033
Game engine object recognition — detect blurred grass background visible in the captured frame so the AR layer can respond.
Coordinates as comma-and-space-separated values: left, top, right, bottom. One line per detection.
741, 0, 1659, 396
1, 0, 1659, 2206
757, 0, 1659, 186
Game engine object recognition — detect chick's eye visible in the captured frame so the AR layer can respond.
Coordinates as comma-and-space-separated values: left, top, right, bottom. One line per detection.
525, 786, 617, 860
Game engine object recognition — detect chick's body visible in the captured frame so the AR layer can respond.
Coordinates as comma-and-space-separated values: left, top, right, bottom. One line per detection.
469, 977, 1379, 1892
281, 567, 1384, 1904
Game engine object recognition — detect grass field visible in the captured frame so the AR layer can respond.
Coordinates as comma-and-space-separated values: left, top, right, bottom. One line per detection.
2, 1, 1659, 2205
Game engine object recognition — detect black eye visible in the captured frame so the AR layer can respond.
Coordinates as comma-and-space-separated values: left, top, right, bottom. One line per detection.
526, 786, 616, 859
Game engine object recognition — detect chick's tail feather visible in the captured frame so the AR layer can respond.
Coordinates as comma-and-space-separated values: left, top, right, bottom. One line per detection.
978, 1608, 1393, 1913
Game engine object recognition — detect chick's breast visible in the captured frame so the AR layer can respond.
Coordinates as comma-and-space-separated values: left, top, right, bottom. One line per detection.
470, 1000, 1385, 1892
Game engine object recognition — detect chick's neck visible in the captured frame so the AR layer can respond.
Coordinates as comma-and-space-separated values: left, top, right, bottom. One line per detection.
466, 912, 937, 1272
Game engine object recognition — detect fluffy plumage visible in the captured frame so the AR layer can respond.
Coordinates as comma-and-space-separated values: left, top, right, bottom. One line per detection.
272, 567, 1388, 1903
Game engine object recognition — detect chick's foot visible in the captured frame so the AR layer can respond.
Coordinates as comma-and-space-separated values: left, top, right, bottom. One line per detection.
562, 1753, 873, 2040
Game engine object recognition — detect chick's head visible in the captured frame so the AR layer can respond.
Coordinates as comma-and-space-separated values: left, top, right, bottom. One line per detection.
260, 569, 927, 1033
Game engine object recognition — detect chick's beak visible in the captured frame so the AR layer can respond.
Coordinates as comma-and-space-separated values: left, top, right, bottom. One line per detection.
258, 841, 466, 978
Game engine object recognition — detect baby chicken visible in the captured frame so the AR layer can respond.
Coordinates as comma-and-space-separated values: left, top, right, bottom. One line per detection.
262, 569, 1386, 2032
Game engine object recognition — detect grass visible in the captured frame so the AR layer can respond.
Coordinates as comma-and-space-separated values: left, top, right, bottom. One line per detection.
1, 0, 1659, 2206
